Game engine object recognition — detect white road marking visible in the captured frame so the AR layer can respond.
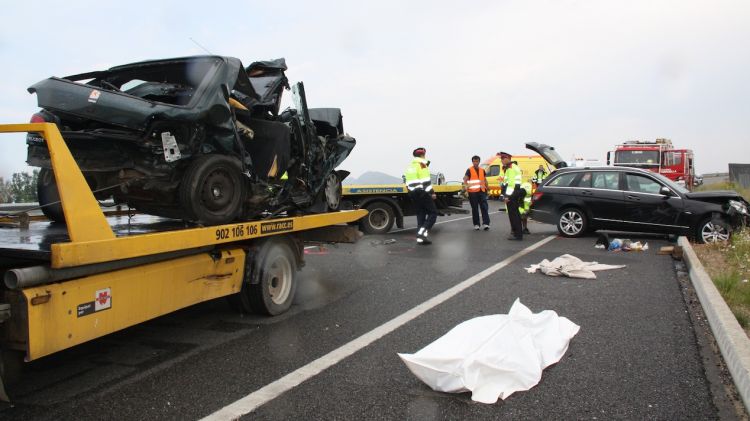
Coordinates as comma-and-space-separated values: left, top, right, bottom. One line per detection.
201, 234, 558, 420
390, 210, 502, 233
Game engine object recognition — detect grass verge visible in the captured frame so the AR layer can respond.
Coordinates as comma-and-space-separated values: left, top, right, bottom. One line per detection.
693, 182, 750, 331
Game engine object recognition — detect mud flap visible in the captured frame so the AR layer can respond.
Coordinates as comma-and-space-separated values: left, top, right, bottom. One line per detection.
0, 366, 8, 403
0, 303, 12, 402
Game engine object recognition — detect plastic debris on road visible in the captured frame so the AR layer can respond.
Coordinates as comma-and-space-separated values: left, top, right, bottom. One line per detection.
525, 254, 626, 279
595, 233, 648, 252
398, 299, 580, 404
607, 238, 648, 252
370, 239, 397, 246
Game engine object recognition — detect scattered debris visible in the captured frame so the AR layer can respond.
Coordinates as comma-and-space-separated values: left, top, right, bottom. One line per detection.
595, 234, 649, 252
303, 245, 329, 255
370, 239, 397, 246
526, 254, 626, 279
658, 246, 675, 255
398, 299, 579, 404
595, 233, 610, 249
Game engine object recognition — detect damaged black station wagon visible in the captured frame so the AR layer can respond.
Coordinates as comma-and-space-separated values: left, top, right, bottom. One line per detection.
26, 56, 355, 225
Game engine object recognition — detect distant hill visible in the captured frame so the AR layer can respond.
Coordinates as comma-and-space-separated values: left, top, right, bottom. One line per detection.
344, 171, 402, 185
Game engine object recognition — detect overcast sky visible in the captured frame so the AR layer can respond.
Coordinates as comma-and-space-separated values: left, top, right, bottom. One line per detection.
1, 0, 748, 182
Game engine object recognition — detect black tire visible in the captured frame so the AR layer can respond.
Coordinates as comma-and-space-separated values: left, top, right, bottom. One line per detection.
360, 202, 395, 234
323, 171, 342, 211
247, 240, 298, 315
557, 207, 588, 238
37, 168, 65, 223
695, 216, 731, 244
179, 155, 245, 225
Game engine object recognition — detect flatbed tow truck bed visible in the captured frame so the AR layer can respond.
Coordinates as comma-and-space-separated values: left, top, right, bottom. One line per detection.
0, 123, 366, 401
341, 184, 467, 234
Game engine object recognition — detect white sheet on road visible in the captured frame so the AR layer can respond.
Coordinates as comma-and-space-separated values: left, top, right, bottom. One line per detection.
398, 299, 580, 404
525, 254, 626, 279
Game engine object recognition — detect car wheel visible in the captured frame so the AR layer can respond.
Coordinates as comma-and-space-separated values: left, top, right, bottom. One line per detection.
323, 171, 342, 211
696, 217, 731, 244
557, 208, 587, 238
179, 155, 245, 225
37, 168, 65, 223
360, 202, 395, 234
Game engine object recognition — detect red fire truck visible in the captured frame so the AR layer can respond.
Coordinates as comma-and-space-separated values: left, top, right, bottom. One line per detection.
607, 138, 696, 189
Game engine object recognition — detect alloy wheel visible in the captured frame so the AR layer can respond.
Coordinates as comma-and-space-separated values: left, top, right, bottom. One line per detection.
560, 211, 584, 236
701, 221, 730, 243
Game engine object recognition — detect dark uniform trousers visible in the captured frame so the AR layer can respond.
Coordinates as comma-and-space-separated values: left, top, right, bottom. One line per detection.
409, 189, 438, 230
506, 188, 526, 238
468, 191, 490, 226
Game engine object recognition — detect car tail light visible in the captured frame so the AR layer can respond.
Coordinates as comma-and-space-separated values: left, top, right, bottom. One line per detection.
532, 192, 543, 203
30, 113, 46, 123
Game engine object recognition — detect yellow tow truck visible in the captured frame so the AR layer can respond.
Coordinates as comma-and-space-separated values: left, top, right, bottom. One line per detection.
341, 184, 466, 234
0, 123, 366, 401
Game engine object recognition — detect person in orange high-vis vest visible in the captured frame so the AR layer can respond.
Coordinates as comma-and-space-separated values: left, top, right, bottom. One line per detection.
463, 155, 491, 230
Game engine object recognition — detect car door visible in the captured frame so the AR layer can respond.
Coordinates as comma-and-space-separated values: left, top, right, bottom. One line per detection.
622, 172, 684, 233
572, 170, 624, 226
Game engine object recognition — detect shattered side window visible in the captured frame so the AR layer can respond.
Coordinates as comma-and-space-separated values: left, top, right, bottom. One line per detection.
291, 83, 308, 124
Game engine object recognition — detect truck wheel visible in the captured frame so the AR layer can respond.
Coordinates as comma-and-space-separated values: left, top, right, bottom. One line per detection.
37, 168, 65, 223
179, 155, 245, 225
696, 217, 731, 243
247, 240, 298, 315
360, 202, 395, 234
557, 207, 587, 238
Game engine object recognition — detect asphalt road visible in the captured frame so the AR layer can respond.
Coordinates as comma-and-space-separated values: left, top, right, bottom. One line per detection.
0, 208, 743, 420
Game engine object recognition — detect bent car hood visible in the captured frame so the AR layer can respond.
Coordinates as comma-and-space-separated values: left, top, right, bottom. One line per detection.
686, 190, 748, 202
28, 56, 255, 132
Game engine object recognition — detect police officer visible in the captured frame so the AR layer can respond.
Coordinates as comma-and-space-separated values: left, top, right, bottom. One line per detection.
519, 181, 533, 234
499, 152, 525, 240
463, 155, 490, 230
404, 147, 438, 245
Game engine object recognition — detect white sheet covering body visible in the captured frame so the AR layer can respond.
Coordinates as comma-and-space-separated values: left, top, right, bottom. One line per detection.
525, 254, 626, 279
398, 299, 580, 403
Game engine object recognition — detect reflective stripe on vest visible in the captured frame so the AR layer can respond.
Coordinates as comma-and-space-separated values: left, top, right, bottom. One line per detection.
502, 164, 523, 195
467, 166, 486, 192
405, 158, 433, 191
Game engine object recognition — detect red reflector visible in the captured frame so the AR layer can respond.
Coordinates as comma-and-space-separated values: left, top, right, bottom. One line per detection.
532, 192, 544, 202
30, 113, 46, 123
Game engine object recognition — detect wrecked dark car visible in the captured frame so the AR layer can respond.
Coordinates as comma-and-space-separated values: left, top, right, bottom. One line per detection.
526, 143, 749, 243
26, 56, 355, 225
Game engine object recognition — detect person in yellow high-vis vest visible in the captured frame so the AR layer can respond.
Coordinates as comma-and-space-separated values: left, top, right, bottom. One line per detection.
519, 181, 533, 234
499, 152, 525, 240
462, 155, 490, 230
404, 147, 438, 245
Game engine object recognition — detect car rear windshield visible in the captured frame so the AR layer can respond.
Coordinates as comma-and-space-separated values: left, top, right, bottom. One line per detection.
96, 58, 222, 106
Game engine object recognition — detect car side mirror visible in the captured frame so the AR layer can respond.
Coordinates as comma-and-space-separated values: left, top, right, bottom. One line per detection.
659, 186, 672, 197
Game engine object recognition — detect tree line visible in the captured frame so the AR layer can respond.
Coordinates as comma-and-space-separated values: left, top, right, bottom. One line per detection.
0, 170, 39, 203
